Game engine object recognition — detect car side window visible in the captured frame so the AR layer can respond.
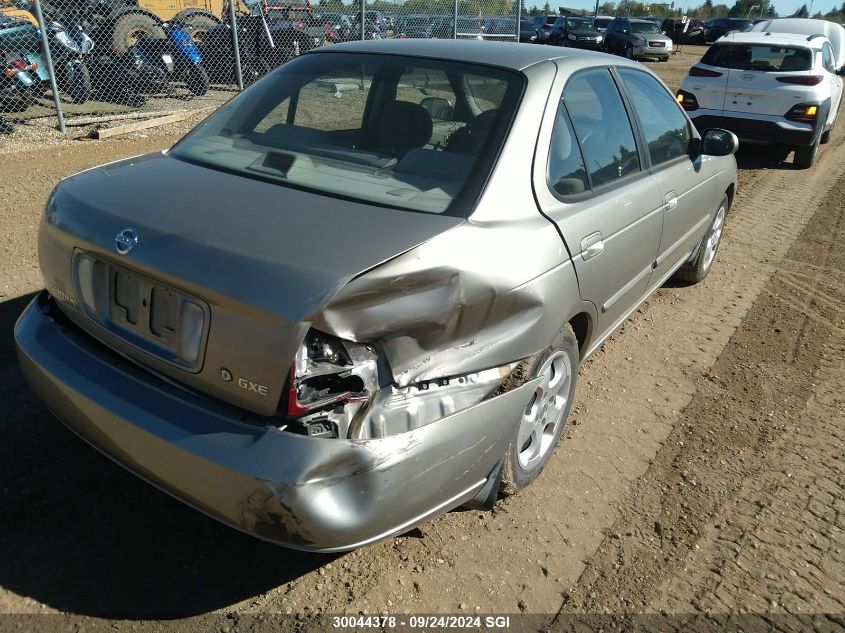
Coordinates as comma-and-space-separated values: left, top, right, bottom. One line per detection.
822, 43, 835, 73
618, 68, 691, 167
547, 101, 589, 196
563, 69, 640, 188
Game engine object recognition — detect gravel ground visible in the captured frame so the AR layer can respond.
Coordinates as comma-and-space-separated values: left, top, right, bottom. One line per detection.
0, 45, 843, 631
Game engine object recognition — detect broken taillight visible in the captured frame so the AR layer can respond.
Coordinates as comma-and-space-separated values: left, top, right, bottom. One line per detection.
688, 66, 723, 77
286, 330, 378, 419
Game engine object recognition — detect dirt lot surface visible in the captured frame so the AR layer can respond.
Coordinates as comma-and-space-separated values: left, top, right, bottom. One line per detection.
0, 46, 843, 631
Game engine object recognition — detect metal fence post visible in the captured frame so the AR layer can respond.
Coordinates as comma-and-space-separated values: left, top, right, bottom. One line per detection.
453, 0, 458, 39
360, 0, 365, 40
229, 0, 244, 90
32, 0, 65, 133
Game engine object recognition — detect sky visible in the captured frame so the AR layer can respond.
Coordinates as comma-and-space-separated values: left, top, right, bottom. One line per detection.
538, 0, 842, 17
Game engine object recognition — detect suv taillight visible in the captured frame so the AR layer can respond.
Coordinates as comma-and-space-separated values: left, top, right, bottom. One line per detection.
688, 66, 723, 77
776, 75, 823, 86
785, 103, 819, 122
676, 89, 699, 111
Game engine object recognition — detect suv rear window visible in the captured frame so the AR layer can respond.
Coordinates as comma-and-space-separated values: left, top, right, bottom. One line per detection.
701, 44, 812, 71
171, 53, 523, 216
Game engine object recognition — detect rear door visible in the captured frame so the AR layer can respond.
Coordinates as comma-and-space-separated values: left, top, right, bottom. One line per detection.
617, 67, 717, 283
533, 66, 664, 335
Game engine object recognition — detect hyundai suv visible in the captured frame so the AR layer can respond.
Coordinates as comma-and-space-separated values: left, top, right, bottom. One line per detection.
677, 32, 844, 168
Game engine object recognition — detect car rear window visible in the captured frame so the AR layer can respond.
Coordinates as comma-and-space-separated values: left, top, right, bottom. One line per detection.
701, 44, 813, 71
171, 53, 523, 216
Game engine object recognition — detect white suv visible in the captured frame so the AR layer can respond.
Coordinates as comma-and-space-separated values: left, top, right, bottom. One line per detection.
677, 32, 844, 168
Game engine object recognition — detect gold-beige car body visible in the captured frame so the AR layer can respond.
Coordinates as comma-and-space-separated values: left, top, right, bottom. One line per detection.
15, 39, 738, 551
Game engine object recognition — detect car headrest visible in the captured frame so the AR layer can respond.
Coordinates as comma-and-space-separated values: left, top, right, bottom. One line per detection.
378, 101, 433, 153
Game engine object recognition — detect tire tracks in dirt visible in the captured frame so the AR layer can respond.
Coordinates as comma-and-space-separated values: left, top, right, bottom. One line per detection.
549, 150, 845, 625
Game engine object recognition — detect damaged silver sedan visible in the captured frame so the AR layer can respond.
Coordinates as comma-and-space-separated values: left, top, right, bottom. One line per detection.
15, 39, 738, 551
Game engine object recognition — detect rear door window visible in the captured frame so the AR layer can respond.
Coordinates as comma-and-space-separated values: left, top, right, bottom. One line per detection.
701, 44, 812, 71
562, 68, 640, 189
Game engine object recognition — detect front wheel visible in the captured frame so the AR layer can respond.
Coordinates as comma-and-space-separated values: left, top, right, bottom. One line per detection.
184, 63, 209, 96
500, 326, 579, 495
625, 44, 635, 59
674, 194, 728, 284
61, 59, 91, 105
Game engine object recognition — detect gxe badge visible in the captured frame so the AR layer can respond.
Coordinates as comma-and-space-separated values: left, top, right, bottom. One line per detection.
115, 228, 138, 255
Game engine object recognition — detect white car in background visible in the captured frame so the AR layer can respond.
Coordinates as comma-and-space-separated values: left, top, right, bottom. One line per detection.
677, 31, 844, 168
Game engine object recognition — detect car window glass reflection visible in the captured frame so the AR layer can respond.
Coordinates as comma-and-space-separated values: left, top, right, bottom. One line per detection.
618, 69, 691, 166
563, 69, 640, 188
547, 101, 589, 196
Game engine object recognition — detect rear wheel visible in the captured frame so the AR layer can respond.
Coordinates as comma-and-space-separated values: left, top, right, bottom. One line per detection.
111, 12, 165, 55
241, 57, 270, 86
500, 326, 579, 495
625, 44, 634, 59
674, 194, 728, 284
793, 135, 820, 169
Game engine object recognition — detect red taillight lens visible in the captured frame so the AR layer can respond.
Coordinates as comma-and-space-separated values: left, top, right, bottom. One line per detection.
676, 89, 699, 111
776, 75, 823, 86
785, 103, 819, 122
688, 66, 723, 77
11, 59, 26, 70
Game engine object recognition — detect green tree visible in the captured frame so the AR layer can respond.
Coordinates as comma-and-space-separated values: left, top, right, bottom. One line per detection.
598, 1, 615, 13
542, 1, 552, 13
793, 2, 808, 16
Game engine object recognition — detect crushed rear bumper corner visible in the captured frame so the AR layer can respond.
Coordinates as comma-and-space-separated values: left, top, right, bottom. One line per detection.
14, 291, 535, 552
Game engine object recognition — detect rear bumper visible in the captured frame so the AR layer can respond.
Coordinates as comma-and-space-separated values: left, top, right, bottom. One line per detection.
15, 292, 534, 552
689, 111, 816, 146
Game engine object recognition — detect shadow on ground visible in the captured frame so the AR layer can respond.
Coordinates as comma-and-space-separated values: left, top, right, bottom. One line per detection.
0, 293, 334, 618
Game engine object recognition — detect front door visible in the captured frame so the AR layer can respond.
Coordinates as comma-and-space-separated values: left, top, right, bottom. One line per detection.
616, 67, 718, 283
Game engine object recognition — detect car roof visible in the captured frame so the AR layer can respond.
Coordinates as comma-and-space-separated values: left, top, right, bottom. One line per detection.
714, 31, 825, 49
312, 38, 629, 71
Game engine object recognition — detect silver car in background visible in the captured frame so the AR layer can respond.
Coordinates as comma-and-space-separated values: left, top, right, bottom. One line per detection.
15, 40, 737, 551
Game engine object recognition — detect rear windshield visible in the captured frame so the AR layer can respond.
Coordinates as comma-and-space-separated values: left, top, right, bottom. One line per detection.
593, 17, 611, 28
171, 53, 523, 216
730, 19, 752, 29
630, 21, 660, 33
701, 44, 813, 71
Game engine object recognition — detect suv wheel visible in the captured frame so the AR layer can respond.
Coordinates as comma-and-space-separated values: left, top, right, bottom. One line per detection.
794, 135, 820, 169
625, 44, 635, 59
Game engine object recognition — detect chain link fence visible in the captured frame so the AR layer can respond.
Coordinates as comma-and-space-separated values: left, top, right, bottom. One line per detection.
0, 0, 520, 134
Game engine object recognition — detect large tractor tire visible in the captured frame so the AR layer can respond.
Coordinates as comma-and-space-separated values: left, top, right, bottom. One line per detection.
177, 11, 220, 46
111, 12, 165, 55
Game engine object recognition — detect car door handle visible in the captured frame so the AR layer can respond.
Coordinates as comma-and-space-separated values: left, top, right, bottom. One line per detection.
581, 232, 604, 261
664, 190, 678, 210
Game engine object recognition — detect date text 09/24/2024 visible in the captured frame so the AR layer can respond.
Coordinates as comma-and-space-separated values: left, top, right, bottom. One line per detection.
332, 615, 513, 629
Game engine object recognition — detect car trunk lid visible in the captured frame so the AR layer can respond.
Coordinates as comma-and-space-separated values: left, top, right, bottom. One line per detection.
40, 152, 463, 416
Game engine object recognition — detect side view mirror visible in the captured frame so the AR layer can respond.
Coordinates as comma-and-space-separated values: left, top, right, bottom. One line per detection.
701, 128, 739, 156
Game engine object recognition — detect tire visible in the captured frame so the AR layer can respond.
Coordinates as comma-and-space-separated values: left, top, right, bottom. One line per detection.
180, 13, 219, 46
60, 59, 91, 105
674, 194, 729, 284
625, 44, 634, 59
500, 326, 579, 496
184, 63, 209, 96
241, 57, 270, 86
793, 134, 820, 169
770, 144, 792, 163
659, 56, 669, 62
111, 13, 165, 55
820, 125, 832, 145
